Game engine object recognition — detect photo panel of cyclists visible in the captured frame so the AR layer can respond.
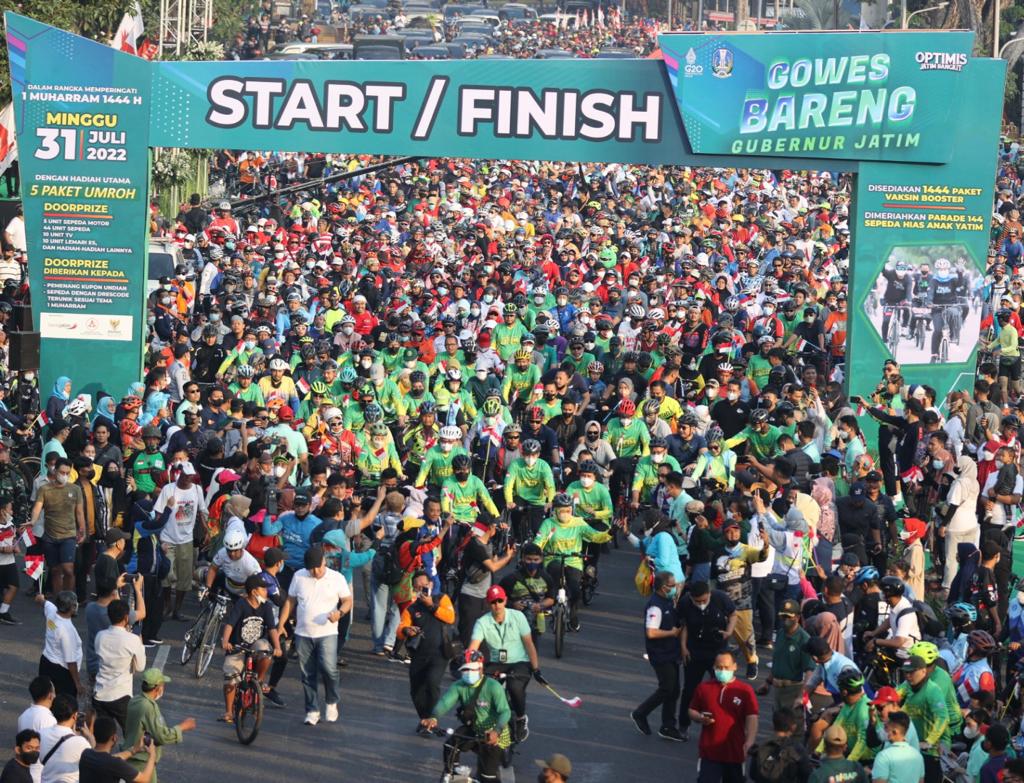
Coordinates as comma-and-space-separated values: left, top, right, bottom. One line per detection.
868, 245, 982, 365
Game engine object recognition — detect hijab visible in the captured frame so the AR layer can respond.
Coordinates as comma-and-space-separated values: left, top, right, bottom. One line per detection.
51, 375, 71, 402
948, 542, 979, 605
92, 394, 116, 427
811, 477, 837, 542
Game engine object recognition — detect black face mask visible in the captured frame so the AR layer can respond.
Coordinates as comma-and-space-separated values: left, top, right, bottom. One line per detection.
18, 752, 39, 766
454, 472, 470, 482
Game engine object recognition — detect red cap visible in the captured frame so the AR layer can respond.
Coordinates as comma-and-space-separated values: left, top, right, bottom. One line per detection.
278, 406, 294, 422
870, 686, 901, 706
486, 585, 507, 604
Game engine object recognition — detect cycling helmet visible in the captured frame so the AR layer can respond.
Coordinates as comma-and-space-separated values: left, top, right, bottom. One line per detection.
482, 398, 502, 416
503, 302, 518, 315
908, 641, 940, 666
300, 344, 316, 360
269, 357, 289, 371
463, 649, 485, 668
224, 528, 247, 551
617, 399, 636, 417
642, 399, 662, 416
452, 454, 471, 471
369, 423, 389, 437
680, 414, 699, 428
439, 425, 462, 441
706, 424, 724, 444
934, 258, 951, 272
627, 304, 645, 320
853, 565, 879, 585
340, 366, 358, 384
587, 360, 604, 374
237, 364, 255, 379
310, 381, 329, 396
419, 401, 436, 415
364, 403, 384, 423
649, 437, 668, 450
142, 425, 161, 439
879, 575, 905, 598
967, 630, 996, 654
553, 493, 572, 508
514, 349, 532, 362
717, 362, 734, 374
522, 438, 541, 455
122, 395, 143, 411
837, 667, 865, 693
341, 314, 356, 326
725, 296, 741, 312
750, 409, 770, 426
66, 398, 88, 416
323, 407, 343, 423
997, 308, 1012, 321
578, 460, 599, 475
648, 308, 665, 321
527, 406, 544, 422
409, 371, 427, 385
946, 602, 977, 624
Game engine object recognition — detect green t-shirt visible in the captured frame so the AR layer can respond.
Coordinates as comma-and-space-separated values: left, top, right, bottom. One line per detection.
503, 459, 555, 507
808, 758, 869, 783
896, 679, 949, 754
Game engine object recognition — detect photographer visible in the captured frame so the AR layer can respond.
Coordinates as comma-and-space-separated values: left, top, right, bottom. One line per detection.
38, 694, 94, 783
78, 716, 156, 783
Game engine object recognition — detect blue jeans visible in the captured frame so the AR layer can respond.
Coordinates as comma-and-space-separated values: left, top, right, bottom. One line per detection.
369, 576, 399, 653
296, 634, 339, 714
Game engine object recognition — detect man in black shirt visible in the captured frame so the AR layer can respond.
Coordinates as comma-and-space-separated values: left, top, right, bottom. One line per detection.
79, 716, 155, 783
219, 574, 281, 724
0, 730, 39, 783
835, 483, 881, 566
710, 380, 751, 439
677, 581, 736, 738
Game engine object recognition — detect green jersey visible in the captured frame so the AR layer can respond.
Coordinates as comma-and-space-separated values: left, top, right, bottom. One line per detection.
441, 474, 499, 522
605, 417, 650, 458
564, 351, 596, 375
503, 458, 555, 507
492, 321, 529, 362
433, 677, 511, 742
355, 441, 402, 487
228, 382, 265, 406
632, 455, 681, 502
534, 516, 611, 571
748, 354, 772, 390
829, 695, 872, 761
502, 364, 540, 404
927, 662, 963, 737
896, 679, 949, 753
415, 445, 468, 488
564, 480, 613, 523
724, 425, 783, 461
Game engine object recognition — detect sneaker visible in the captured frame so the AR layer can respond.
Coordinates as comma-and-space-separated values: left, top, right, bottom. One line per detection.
680, 727, 690, 742
568, 618, 581, 632
265, 689, 286, 708
514, 715, 529, 743
336, 657, 349, 668
416, 724, 435, 738
0, 612, 20, 625
304, 711, 320, 726
146, 637, 164, 645
658, 726, 685, 742
388, 651, 411, 664
143, 639, 158, 648
325, 703, 339, 723
746, 661, 759, 680
630, 710, 652, 736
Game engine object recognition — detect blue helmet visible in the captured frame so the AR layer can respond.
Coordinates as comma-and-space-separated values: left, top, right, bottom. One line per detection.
853, 565, 879, 585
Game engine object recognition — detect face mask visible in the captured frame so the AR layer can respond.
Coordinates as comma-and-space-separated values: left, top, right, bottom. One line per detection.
715, 669, 735, 684
245, 340, 256, 350
147, 316, 156, 325
838, 431, 850, 441
652, 453, 665, 464
581, 476, 595, 488
557, 297, 568, 307
461, 670, 482, 686
964, 725, 979, 740
210, 313, 222, 323
584, 341, 595, 351
665, 586, 678, 599
274, 466, 286, 478
342, 326, 354, 336
24, 372, 35, 382
471, 307, 481, 316
18, 752, 39, 766
361, 359, 372, 369
483, 294, 494, 304
932, 458, 943, 470
727, 391, 739, 402
805, 316, 814, 323
440, 443, 453, 453
56, 474, 69, 485
586, 432, 599, 441
694, 600, 709, 611
160, 297, 172, 306
255, 595, 267, 605
524, 456, 538, 467
524, 561, 541, 574
619, 417, 630, 428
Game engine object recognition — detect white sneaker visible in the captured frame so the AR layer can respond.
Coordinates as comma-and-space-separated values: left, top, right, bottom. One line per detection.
304, 711, 320, 726
325, 703, 339, 723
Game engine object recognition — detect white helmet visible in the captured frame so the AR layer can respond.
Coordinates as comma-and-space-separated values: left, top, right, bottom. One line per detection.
439, 425, 462, 441
66, 398, 88, 416
935, 258, 951, 272
224, 529, 247, 551
268, 357, 289, 372
323, 406, 342, 422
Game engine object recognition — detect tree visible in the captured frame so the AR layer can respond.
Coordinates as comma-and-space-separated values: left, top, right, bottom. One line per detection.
0, 0, 134, 105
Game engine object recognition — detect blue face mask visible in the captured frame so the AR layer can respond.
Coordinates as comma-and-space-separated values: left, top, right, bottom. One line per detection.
524, 562, 541, 574
461, 670, 482, 686
715, 669, 735, 684
932, 458, 943, 470
666, 586, 678, 600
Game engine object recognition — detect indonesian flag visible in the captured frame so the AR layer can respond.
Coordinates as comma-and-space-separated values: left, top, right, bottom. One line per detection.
32, 411, 50, 430
0, 104, 16, 178
901, 465, 924, 485
111, 2, 146, 57
20, 528, 36, 548
296, 377, 311, 396
24, 555, 44, 581
481, 424, 502, 446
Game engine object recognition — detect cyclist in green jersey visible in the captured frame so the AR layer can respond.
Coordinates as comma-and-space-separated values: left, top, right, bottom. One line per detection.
631, 438, 681, 508
504, 439, 556, 540
606, 399, 650, 503
415, 426, 468, 490
724, 409, 782, 462
441, 455, 500, 523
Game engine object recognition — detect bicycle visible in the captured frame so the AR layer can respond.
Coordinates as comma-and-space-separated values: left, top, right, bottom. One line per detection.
180, 590, 232, 678
936, 304, 963, 363
541, 552, 581, 659
438, 727, 483, 783
882, 304, 910, 358
229, 643, 268, 745
861, 644, 903, 690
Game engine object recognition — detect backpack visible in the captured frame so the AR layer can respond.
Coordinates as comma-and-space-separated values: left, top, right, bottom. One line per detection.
897, 599, 944, 638
371, 540, 405, 587
753, 738, 805, 783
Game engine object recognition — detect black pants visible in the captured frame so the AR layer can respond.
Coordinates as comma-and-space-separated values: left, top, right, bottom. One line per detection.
546, 560, 582, 619
93, 695, 129, 732
635, 659, 680, 730
75, 539, 97, 602
409, 654, 448, 719
140, 573, 164, 643
39, 656, 76, 700
444, 727, 501, 783
749, 577, 774, 643
696, 759, 745, 783
458, 593, 488, 648
485, 661, 530, 717
678, 653, 716, 728
924, 754, 942, 783
511, 504, 545, 543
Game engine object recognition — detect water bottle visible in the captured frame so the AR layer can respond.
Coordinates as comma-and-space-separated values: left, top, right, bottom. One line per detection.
557, 587, 567, 604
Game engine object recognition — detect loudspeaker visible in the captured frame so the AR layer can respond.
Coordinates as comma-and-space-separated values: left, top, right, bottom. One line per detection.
8, 331, 39, 370
12, 304, 31, 332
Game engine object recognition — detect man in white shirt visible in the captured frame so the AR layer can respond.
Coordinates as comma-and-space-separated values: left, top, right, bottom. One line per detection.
154, 463, 208, 620
18, 677, 57, 783
92, 599, 146, 732
277, 545, 352, 726
36, 592, 83, 699
864, 576, 920, 655
38, 694, 93, 783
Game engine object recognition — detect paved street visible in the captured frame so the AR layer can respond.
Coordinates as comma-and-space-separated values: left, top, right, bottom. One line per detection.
0, 545, 704, 782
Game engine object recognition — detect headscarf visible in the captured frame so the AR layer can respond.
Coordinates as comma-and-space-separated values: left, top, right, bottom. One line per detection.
140, 391, 169, 426
899, 517, 927, 546
125, 382, 146, 400
948, 543, 979, 605
811, 477, 837, 543
51, 375, 71, 402
92, 394, 116, 427
803, 603, 844, 655
951, 454, 979, 498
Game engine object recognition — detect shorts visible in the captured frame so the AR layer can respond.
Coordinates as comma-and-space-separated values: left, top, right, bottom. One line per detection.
43, 537, 76, 567
0, 561, 17, 590
162, 542, 195, 590
223, 638, 272, 683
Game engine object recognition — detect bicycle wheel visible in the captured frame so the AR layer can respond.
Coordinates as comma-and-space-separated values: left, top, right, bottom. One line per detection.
940, 336, 949, 363
234, 680, 263, 745
194, 609, 221, 678
886, 319, 900, 358
581, 574, 596, 606
553, 604, 565, 659
17, 456, 39, 488
180, 605, 211, 665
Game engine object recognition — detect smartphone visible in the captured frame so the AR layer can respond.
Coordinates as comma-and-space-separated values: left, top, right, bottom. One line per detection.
143, 732, 153, 748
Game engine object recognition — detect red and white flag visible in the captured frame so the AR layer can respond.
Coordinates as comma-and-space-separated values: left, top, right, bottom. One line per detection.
0, 104, 17, 178
111, 2, 147, 57
20, 528, 36, 549
296, 377, 311, 396
24, 554, 44, 581
32, 411, 50, 430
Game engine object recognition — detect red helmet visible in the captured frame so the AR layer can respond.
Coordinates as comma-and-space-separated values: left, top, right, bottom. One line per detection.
617, 399, 636, 417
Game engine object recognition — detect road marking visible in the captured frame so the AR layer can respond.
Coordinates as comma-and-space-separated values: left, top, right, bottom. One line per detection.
152, 643, 170, 672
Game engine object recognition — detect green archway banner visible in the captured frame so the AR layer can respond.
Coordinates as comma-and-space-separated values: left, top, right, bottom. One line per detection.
4, 11, 1005, 404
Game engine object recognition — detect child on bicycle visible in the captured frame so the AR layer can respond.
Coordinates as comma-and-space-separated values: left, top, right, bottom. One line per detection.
219, 574, 282, 724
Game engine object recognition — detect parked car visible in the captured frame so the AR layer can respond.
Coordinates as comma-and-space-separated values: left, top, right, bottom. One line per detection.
499, 3, 538, 21
353, 34, 406, 59
147, 239, 184, 298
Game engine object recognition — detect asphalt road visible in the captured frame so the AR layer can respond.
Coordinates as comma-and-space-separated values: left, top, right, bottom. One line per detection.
0, 543, 710, 782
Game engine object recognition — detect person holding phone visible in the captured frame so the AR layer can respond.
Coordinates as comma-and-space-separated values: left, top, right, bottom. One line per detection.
398, 570, 456, 733
77, 716, 156, 783
688, 650, 760, 783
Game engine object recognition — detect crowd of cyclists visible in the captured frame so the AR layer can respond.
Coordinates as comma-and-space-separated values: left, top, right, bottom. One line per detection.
2, 4, 1024, 782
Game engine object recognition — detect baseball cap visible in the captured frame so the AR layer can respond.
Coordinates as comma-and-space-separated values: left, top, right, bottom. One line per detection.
870, 686, 901, 705
823, 724, 847, 747
534, 754, 572, 777
141, 668, 171, 687
684, 500, 705, 514
901, 655, 928, 672
849, 482, 866, 498
778, 599, 801, 617
722, 519, 740, 531
486, 585, 507, 604
293, 492, 311, 506
278, 405, 294, 422
104, 528, 128, 547
864, 470, 882, 482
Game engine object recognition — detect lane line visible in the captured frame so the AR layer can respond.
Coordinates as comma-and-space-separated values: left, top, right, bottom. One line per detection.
153, 643, 170, 672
